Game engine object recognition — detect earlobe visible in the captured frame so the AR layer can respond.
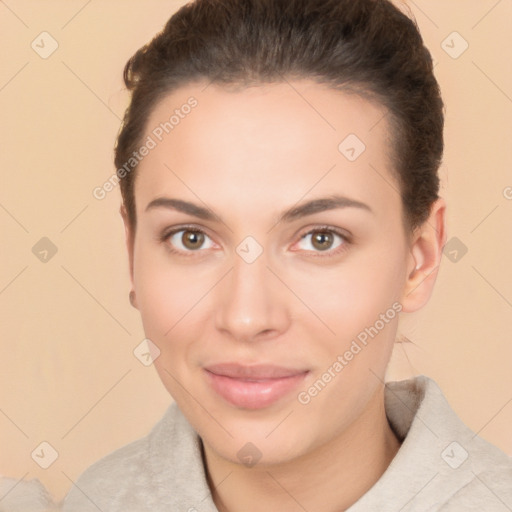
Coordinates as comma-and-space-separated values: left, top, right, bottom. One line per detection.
129, 290, 138, 309
401, 198, 447, 313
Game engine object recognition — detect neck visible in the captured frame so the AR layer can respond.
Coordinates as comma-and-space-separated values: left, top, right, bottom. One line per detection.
203, 386, 401, 512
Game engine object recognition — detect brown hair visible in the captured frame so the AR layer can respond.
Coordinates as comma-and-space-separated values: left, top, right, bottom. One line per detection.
115, 0, 444, 232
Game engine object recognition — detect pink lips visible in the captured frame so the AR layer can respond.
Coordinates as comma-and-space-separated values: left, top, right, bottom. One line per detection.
204, 363, 309, 409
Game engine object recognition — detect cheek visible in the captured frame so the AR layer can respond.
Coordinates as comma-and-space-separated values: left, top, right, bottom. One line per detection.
134, 256, 207, 397
133, 242, 216, 338
288, 247, 405, 338
289, 248, 407, 393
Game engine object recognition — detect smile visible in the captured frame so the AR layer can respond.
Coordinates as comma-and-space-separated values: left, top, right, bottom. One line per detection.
204, 363, 309, 409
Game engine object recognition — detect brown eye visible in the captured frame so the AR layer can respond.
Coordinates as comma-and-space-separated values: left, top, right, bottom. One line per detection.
311, 231, 334, 251
182, 230, 205, 250
165, 228, 214, 253
295, 228, 347, 255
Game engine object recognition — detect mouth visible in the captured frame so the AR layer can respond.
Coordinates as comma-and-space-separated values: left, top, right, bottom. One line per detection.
204, 363, 309, 410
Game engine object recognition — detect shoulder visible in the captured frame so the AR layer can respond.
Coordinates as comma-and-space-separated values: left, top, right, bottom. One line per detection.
62, 403, 186, 512
351, 375, 512, 511
437, 417, 512, 511
0, 477, 58, 512
62, 428, 154, 511
406, 376, 512, 510
438, 465, 512, 511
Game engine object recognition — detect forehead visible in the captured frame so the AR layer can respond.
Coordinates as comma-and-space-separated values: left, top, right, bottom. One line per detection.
135, 80, 398, 218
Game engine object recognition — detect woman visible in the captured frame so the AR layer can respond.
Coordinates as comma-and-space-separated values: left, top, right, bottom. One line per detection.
62, 0, 512, 510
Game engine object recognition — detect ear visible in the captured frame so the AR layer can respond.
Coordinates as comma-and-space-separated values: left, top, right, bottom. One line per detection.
400, 198, 447, 312
120, 204, 137, 308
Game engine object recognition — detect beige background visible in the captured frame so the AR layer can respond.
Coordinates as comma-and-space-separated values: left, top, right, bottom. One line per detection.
1, 0, 511, 503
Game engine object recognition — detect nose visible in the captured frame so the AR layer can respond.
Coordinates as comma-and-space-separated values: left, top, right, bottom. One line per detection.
214, 250, 291, 343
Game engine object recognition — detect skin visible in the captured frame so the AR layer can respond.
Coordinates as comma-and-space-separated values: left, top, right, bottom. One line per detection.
122, 80, 446, 511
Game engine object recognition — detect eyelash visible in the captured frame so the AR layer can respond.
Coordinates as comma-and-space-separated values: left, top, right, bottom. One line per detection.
159, 224, 351, 258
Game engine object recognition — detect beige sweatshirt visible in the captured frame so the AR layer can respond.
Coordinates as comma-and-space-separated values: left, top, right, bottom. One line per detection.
2, 376, 511, 511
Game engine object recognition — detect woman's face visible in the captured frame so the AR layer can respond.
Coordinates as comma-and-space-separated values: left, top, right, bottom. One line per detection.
127, 80, 422, 466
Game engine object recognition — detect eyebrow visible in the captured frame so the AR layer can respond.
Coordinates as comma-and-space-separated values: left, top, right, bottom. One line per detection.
144, 194, 373, 224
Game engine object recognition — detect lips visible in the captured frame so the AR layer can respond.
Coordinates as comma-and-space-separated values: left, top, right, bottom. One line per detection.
204, 363, 309, 409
